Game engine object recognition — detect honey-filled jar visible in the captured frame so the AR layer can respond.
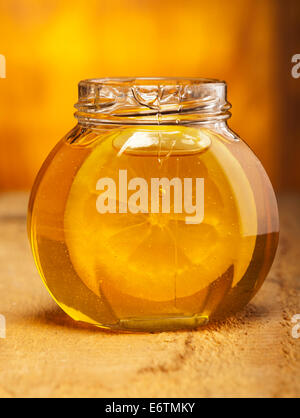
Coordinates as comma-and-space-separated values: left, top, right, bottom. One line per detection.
28, 78, 279, 332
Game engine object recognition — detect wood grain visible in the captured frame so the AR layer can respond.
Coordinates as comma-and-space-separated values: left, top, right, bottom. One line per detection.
0, 192, 299, 398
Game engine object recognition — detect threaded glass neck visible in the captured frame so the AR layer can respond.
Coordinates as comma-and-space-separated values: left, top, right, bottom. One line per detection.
75, 77, 231, 125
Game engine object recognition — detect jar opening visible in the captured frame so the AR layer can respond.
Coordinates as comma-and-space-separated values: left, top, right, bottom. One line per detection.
75, 77, 231, 125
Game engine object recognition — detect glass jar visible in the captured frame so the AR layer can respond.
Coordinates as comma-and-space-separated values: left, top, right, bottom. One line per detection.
28, 78, 279, 332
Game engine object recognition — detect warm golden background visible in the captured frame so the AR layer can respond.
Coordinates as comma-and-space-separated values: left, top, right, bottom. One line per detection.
0, 0, 299, 191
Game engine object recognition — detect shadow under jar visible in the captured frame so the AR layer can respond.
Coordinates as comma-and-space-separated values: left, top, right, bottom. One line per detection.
28, 77, 279, 332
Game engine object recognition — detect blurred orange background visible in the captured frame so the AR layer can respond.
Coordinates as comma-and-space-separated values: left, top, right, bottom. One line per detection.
0, 0, 299, 191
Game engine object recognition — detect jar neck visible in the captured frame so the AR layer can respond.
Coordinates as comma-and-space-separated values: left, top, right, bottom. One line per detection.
74, 78, 231, 126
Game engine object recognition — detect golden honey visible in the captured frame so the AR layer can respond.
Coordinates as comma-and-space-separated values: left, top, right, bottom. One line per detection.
28, 78, 279, 331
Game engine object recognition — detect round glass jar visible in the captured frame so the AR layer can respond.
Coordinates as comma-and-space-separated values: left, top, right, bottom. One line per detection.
28, 77, 279, 332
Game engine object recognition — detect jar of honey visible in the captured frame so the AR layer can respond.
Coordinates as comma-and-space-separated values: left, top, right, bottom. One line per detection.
28, 78, 279, 332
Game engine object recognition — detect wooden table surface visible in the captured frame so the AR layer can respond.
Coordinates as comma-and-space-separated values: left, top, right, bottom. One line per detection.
0, 192, 299, 398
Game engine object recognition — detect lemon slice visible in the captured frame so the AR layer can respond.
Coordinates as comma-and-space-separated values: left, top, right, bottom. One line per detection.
64, 126, 257, 304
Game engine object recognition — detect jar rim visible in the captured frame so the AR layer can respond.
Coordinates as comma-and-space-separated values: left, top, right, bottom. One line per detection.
75, 77, 231, 125
79, 77, 226, 87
